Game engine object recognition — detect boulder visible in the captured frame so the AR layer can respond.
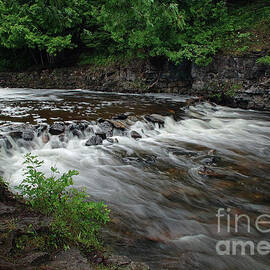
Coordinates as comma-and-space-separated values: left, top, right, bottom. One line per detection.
112, 114, 128, 120
22, 130, 35, 141
85, 135, 103, 146
49, 122, 65, 135
144, 114, 165, 126
130, 130, 142, 140
97, 121, 113, 137
19, 252, 50, 266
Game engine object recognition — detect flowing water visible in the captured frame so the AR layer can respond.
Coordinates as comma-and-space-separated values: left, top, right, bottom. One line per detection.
1, 88, 270, 269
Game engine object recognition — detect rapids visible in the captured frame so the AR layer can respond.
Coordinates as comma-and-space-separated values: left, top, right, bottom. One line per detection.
1, 88, 270, 269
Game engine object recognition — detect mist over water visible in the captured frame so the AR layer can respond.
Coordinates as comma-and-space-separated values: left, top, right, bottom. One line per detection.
1, 88, 270, 269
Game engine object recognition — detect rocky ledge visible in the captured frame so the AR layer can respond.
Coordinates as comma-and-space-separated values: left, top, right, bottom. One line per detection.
0, 53, 269, 111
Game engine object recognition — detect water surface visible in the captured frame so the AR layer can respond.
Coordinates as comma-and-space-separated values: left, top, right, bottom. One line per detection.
1, 88, 270, 270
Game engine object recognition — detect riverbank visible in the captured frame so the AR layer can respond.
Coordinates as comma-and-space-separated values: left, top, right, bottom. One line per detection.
0, 178, 150, 270
0, 52, 269, 111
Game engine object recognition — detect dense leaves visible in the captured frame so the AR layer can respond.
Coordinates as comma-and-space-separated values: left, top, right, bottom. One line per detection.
16, 154, 110, 248
0, 0, 269, 68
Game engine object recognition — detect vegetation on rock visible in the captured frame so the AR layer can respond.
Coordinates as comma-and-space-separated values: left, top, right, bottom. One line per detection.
16, 153, 110, 249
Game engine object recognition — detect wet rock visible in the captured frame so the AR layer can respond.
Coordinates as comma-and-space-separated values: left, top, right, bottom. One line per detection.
144, 114, 165, 126
130, 130, 142, 140
106, 255, 131, 266
49, 122, 65, 135
198, 166, 220, 177
49, 248, 93, 270
8, 131, 23, 140
0, 203, 16, 216
35, 124, 48, 136
89, 121, 96, 125
85, 135, 103, 146
127, 115, 138, 122
19, 252, 50, 266
108, 138, 119, 144
112, 114, 128, 120
129, 262, 150, 270
97, 121, 113, 137
72, 129, 83, 138
22, 130, 35, 141
109, 120, 127, 130
59, 135, 68, 143
201, 156, 219, 165
97, 118, 105, 123
95, 131, 106, 140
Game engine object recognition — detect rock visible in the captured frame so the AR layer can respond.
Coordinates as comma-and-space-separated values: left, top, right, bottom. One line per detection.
59, 135, 68, 143
72, 129, 83, 138
22, 130, 35, 141
35, 124, 48, 136
128, 115, 138, 121
109, 120, 127, 130
97, 121, 113, 137
85, 135, 103, 146
129, 262, 150, 270
95, 132, 106, 140
130, 130, 142, 140
106, 138, 114, 143
16, 216, 52, 233
0, 203, 16, 215
112, 114, 128, 120
19, 252, 50, 266
48, 248, 93, 270
144, 114, 165, 126
8, 131, 23, 140
49, 122, 65, 135
97, 118, 105, 123
198, 166, 220, 177
106, 255, 131, 266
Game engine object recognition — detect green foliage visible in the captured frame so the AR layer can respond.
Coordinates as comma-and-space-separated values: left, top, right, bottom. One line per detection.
222, 1, 270, 55
16, 153, 110, 248
0, 0, 269, 68
256, 56, 270, 66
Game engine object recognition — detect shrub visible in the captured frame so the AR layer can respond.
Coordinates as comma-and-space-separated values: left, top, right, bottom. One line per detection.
16, 153, 110, 248
256, 55, 270, 66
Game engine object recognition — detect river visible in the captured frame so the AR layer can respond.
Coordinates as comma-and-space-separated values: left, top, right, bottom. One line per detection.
0, 88, 270, 270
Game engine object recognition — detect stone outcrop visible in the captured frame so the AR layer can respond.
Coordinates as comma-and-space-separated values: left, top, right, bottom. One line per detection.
0, 53, 269, 110
191, 52, 270, 110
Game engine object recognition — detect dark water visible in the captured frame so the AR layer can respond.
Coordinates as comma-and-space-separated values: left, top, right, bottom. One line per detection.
1, 88, 270, 270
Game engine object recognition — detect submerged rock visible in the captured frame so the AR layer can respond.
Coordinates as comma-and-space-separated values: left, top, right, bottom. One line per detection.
8, 131, 23, 140
49, 122, 65, 135
109, 120, 127, 130
144, 114, 165, 126
112, 113, 128, 120
97, 121, 113, 137
85, 135, 103, 146
22, 130, 35, 141
130, 130, 142, 140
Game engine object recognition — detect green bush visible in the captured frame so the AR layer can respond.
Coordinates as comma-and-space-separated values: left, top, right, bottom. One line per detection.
16, 153, 110, 248
256, 55, 270, 66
